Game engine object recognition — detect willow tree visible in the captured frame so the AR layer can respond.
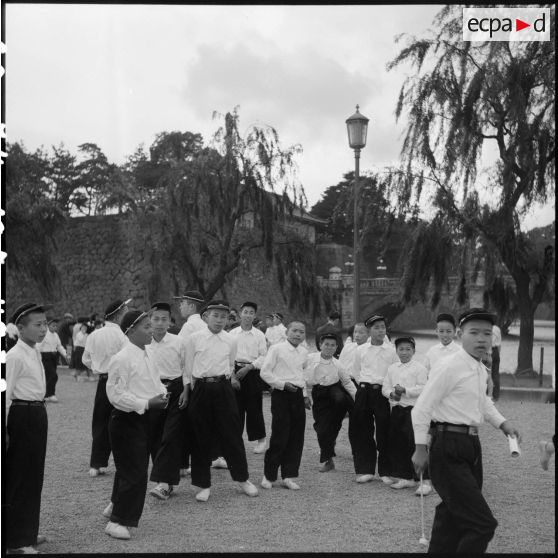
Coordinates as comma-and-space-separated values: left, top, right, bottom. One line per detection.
135, 109, 324, 314
388, 5, 555, 373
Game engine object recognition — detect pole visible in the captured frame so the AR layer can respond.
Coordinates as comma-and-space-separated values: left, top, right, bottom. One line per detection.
539, 346, 544, 387
353, 148, 361, 323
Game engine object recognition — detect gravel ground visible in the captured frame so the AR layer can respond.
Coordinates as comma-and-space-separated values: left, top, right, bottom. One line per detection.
35, 371, 555, 554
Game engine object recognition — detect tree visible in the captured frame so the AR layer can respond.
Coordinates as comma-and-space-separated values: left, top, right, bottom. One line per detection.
132, 109, 324, 315
388, 5, 555, 372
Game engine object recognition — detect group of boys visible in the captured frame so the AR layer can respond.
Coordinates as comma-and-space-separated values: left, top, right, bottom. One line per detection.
4, 297, 527, 553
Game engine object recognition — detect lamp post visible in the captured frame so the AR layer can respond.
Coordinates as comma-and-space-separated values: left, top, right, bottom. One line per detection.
346, 105, 369, 323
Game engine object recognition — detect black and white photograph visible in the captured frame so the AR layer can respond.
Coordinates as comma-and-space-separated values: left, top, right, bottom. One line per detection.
1, 3, 555, 554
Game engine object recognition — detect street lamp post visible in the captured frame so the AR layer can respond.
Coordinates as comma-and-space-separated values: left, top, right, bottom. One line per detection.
346, 105, 369, 323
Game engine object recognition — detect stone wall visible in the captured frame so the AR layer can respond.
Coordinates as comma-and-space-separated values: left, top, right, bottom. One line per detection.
4, 214, 318, 328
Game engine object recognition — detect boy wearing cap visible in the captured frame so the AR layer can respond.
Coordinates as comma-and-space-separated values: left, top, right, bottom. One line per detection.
38, 317, 69, 403
145, 302, 190, 501
103, 310, 169, 540
425, 313, 460, 370
260, 321, 312, 490
382, 337, 428, 490
412, 308, 521, 553
5, 303, 51, 554
184, 300, 259, 502
176, 291, 206, 340
82, 298, 130, 477
349, 314, 398, 484
305, 333, 356, 472
265, 313, 287, 347
338, 322, 369, 385
229, 301, 268, 454
314, 311, 344, 358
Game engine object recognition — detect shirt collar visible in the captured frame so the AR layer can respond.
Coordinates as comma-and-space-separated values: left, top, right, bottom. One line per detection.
16, 338, 40, 355
104, 321, 120, 329
188, 314, 202, 322
457, 347, 483, 370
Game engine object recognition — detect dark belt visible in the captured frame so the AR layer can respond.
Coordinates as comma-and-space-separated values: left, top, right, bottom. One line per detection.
359, 382, 382, 390
196, 375, 228, 383
313, 381, 341, 390
11, 400, 45, 407
434, 422, 478, 436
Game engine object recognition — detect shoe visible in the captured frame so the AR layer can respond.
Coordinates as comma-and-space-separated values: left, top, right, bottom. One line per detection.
390, 479, 417, 489
195, 488, 211, 502
98, 467, 107, 475
415, 481, 433, 496
180, 468, 191, 477
150, 484, 172, 500
7, 546, 40, 554
89, 468, 99, 477
319, 458, 335, 473
211, 457, 228, 469
260, 477, 273, 489
380, 476, 396, 485
281, 478, 300, 490
253, 440, 267, 454
539, 441, 552, 471
102, 502, 113, 518
105, 522, 131, 540
355, 474, 374, 483
88, 376, 97, 382
35, 536, 47, 546
238, 480, 259, 497
48, 395, 58, 403
76, 376, 84, 383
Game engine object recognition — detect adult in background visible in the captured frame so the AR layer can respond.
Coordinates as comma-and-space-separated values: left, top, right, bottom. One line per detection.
5, 302, 52, 554
229, 301, 268, 454
38, 317, 69, 403
146, 302, 190, 502
82, 299, 130, 477
315, 311, 344, 358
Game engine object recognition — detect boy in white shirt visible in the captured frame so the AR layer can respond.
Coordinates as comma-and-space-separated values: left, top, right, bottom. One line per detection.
382, 337, 428, 489
38, 317, 69, 403
425, 313, 460, 370
306, 333, 356, 472
264, 312, 287, 347
260, 321, 311, 489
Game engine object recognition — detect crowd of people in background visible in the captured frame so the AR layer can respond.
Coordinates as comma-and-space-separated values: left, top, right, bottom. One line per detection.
3, 295, 553, 554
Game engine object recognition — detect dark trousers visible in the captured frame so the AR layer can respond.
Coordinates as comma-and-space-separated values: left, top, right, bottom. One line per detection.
312, 382, 353, 462
90, 375, 113, 468
264, 389, 306, 481
41, 352, 58, 398
234, 364, 266, 441
386, 405, 416, 480
491, 347, 500, 401
109, 410, 150, 528
149, 377, 187, 486
5, 404, 48, 549
348, 384, 391, 476
188, 379, 249, 489
428, 431, 498, 553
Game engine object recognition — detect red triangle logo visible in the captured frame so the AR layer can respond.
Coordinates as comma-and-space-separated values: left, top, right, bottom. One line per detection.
516, 19, 530, 31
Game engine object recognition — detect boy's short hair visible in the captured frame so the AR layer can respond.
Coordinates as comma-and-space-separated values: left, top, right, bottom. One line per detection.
240, 301, 258, 312
436, 313, 456, 328
394, 336, 416, 348
328, 311, 341, 321
319, 333, 338, 344
287, 320, 305, 330
458, 308, 495, 328
150, 301, 172, 314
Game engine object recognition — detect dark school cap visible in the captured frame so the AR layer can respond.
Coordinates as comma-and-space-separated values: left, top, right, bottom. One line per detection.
319, 333, 339, 344
273, 312, 284, 321
105, 298, 132, 319
173, 290, 205, 303
47, 316, 60, 324
364, 314, 386, 328
205, 299, 230, 312
150, 301, 172, 313
240, 301, 258, 312
436, 313, 456, 327
394, 336, 416, 348
11, 303, 53, 325
458, 308, 495, 328
120, 310, 149, 335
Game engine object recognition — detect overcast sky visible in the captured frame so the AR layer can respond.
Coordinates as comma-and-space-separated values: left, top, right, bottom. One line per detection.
4, 4, 554, 228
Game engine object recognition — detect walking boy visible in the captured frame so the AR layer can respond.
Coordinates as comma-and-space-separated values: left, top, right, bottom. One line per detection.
412, 308, 521, 553
146, 302, 190, 501
82, 298, 130, 476
260, 321, 311, 490
349, 314, 398, 484
184, 300, 259, 502
305, 333, 356, 472
5, 302, 52, 554
425, 313, 460, 370
103, 310, 169, 540
382, 336, 427, 489
229, 301, 268, 454
38, 317, 69, 403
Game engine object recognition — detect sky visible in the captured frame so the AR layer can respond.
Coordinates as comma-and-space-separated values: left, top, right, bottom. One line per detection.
3, 4, 555, 228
